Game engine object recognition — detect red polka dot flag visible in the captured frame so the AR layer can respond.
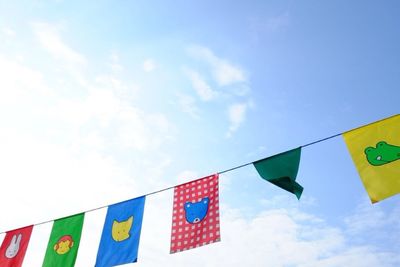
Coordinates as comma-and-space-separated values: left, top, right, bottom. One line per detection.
170, 174, 220, 254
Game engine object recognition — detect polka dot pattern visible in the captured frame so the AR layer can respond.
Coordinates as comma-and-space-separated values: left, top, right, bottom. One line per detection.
170, 174, 220, 253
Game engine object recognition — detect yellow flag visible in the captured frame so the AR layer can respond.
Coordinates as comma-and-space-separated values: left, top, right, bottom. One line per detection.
343, 114, 400, 203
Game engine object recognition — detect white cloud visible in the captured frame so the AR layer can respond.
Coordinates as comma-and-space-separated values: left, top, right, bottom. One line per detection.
109, 51, 124, 72
52, 87, 120, 127
214, 60, 246, 86
2, 27, 16, 37
32, 22, 86, 65
52, 87, 174, 152
343, 198, 400, 247
115, 108, 174, 151
300, 247, 399, 267
187, 45, 246, 86
184, 68, 216, 101
227, 102, 248, 137
0, 55, 51, 103
345, 200, 389, 234
0, 130, 138, 228
42, 68, 172, 152
138, 203, 399, 266
94, 74, 140, 101
143, 58, 156, 72
79, 131, 106, 150
183, 46, 252, 135
176, 93, 200, 118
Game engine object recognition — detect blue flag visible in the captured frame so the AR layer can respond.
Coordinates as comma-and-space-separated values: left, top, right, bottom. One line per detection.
95, 196, 146, 267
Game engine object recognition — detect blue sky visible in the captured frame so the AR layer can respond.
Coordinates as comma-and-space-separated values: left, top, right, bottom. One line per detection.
0, 1, 399, 266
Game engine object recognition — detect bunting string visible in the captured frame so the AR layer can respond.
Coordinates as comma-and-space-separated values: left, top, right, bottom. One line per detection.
0, 114, 397, 235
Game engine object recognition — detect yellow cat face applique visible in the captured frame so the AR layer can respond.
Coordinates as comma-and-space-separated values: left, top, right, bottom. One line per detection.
112, 216, 133, 242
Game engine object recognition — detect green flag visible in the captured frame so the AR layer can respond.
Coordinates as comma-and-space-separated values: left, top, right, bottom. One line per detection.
253, 147, 303, 199
42, 213, 84, 267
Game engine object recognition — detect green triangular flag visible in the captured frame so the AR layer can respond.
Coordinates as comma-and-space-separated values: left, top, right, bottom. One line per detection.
253, 147, 303, 199
42, 213, 84, 267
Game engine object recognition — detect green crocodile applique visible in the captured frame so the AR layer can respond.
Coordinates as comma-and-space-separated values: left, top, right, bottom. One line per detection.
364, 141, 400, 166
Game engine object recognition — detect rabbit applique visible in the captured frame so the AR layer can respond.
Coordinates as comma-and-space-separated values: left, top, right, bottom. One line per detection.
5, 233, 22, 258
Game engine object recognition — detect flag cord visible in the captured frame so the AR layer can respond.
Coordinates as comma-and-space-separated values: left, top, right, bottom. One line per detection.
0, 131, 342, 234
0, 114, 397, 234
301, 133, 342, 148
218, 132, 344, 175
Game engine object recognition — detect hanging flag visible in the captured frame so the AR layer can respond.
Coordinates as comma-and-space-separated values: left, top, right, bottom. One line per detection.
95, 196, 146, 267
42, 213, 84, 267
343, 114, 400, 203
0, 225, 33, 267
253, 147, 303, 199
170, 174, 220, 254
